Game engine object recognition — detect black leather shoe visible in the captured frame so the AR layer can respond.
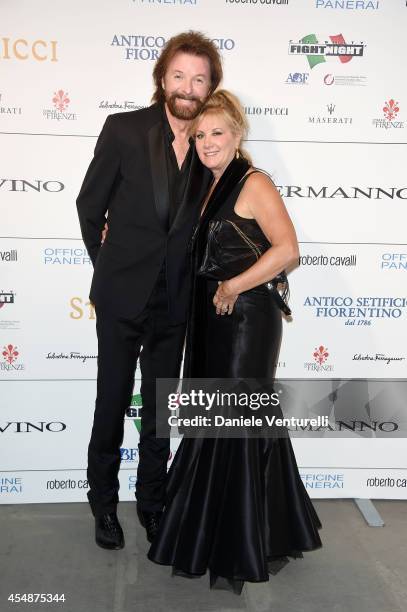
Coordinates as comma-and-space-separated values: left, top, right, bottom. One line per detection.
95, 512, 125, 550
137, 506, 162, 543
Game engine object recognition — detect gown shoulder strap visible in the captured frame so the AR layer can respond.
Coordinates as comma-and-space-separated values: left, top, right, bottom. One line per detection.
237, 167, 274, 186
213, 167, 274, 218
218, 168, 274, 218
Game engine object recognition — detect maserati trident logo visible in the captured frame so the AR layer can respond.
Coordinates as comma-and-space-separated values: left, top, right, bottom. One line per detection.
308, 103, 352, 125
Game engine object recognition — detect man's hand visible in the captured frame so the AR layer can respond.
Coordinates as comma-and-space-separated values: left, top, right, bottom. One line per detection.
213, 280, 239, 315
101, 222, 108, 244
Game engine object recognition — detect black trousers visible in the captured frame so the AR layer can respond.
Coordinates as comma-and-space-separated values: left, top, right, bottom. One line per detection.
87, 267, 186, 517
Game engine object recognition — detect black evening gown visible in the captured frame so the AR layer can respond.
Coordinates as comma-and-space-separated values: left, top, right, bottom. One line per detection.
148, 158, 322, 593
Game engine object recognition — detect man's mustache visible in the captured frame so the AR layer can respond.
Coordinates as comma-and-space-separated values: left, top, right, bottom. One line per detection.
172, 94, 200, 103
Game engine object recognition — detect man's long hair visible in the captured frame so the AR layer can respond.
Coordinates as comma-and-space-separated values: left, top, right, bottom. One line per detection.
152, 31, 223, 103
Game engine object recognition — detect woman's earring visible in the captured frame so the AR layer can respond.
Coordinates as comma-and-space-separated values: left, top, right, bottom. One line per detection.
235, 148, 240, 159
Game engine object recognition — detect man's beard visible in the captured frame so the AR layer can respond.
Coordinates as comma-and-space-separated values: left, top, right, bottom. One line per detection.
165, 93, 205, 120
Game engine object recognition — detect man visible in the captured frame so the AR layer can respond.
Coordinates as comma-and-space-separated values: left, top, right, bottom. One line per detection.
76, 31, 222, 549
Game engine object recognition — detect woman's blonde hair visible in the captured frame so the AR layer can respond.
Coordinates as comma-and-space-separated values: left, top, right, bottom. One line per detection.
191, 89, 252, 163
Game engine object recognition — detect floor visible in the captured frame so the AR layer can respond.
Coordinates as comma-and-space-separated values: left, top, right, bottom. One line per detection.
1, 500, 406, 612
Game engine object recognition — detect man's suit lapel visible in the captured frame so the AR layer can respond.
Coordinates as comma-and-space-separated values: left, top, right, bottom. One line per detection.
169, 148, 211, 235
148, 121, 170, 230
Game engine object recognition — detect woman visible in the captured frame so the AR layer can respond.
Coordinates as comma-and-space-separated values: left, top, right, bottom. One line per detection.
148, 90, 322, 594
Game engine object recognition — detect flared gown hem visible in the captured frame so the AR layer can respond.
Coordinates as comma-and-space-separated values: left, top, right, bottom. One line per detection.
148, 546, 322, 594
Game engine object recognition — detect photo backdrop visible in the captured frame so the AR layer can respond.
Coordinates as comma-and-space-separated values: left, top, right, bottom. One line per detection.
1, 0, 407, 503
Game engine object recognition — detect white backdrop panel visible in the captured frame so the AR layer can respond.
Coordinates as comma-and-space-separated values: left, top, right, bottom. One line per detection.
1, 0, 406, 503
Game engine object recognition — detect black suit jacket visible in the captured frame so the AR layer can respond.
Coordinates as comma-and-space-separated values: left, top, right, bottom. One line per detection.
76, 104, 211, 323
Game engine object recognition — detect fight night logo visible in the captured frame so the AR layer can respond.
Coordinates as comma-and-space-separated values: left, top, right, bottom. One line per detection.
289, 33, 364, 69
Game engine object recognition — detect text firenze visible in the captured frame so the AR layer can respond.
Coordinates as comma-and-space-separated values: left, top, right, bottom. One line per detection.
0, 179, 64, 192
1, 362, 24, 371
43, 109, 77, 121
276, 185, 407, 199
372, 119, 404, 130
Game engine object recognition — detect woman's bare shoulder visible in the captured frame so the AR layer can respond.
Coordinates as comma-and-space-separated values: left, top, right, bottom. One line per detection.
242, 169, 279, 198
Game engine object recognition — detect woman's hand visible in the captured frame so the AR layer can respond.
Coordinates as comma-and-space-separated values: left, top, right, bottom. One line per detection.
213, 280, 239, 315
101, 222, 108, 244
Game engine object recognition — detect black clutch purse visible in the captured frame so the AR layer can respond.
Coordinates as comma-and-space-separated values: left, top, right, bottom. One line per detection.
198, 219, 291, 316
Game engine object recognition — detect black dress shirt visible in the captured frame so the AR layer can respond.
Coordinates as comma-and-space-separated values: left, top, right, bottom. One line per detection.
161, 105, 193, 228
